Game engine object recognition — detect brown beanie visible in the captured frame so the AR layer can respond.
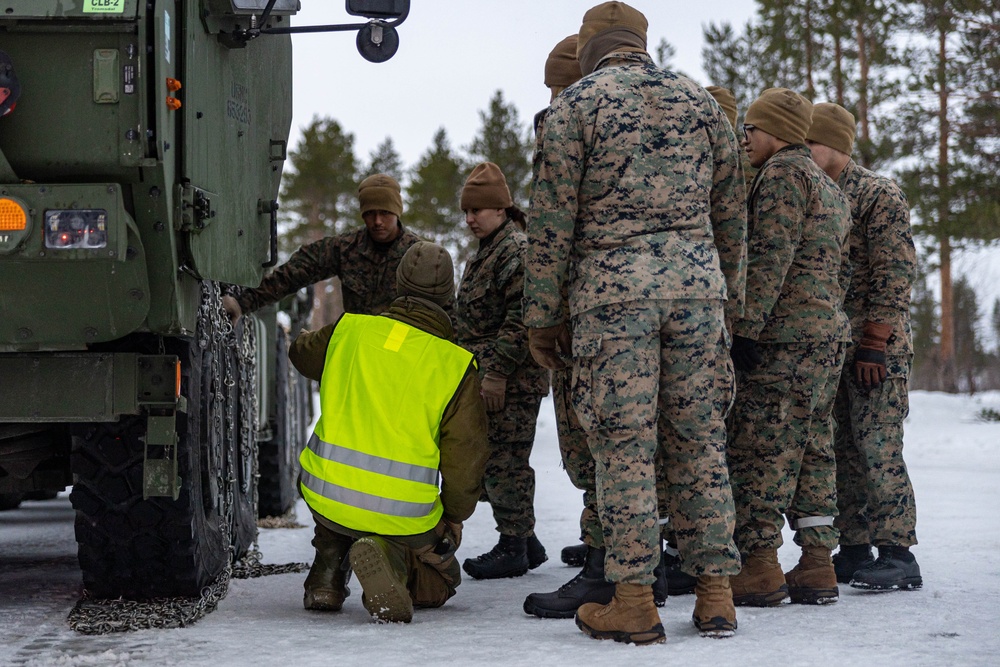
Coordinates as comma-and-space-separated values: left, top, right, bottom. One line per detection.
358, 173, 403, 218
807, 102, 856, 156
706, 85, 738, 129
460, 162, 513, 210
396, 242, 454, 307
545, 35, 583, 90
745, 88, 814, 145
577, 2, 648, 55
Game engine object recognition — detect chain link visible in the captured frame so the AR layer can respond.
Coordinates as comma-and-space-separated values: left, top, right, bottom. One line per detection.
67, 282, 308, 635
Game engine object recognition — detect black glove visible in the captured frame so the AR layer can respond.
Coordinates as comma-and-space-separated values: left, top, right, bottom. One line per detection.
730, 335, 763, 372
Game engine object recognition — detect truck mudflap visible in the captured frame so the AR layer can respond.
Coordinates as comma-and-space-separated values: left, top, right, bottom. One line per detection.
0, 353, 179, 422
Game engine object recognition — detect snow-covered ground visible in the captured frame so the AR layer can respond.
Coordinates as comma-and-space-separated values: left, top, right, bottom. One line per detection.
2, 390, 999, 667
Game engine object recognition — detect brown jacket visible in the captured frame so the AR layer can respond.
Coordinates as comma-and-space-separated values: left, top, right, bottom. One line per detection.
289, 296, 489, 523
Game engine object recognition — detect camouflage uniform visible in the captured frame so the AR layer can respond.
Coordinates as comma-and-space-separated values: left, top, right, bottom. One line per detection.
832, 159, 918, 548
729, 145, 852, 553
235, 225, 427, 317
525, 51, 746, 584
456, 220, 549, 538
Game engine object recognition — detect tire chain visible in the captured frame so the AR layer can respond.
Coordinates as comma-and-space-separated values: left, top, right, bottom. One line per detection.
67, 282, 308, 635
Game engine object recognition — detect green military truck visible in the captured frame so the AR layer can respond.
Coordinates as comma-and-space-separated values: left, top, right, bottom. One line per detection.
0, 0, 407, 600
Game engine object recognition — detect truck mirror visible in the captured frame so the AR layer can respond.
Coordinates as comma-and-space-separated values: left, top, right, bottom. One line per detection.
346, 0, 409, 20
356, 22, 399, 63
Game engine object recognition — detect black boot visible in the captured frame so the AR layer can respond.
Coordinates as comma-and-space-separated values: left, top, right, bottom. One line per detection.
653, 547, 667, 607
832, 544, 874, 584
661, 548, 697, 596
850, 545, 922, 591
527, 533, 548, 569
523, 546, 614, 618
463, 534, 529, 580
561, 542, 588, 567
304, 525, 352, 611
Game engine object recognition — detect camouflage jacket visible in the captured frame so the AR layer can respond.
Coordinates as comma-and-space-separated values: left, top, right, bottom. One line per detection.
838, 159, 915, 354
523, 52, 747, 329
456, 220, 549, 395
288, 296, 488, 524
734, 145, 852, 344
236, 224, 427, 316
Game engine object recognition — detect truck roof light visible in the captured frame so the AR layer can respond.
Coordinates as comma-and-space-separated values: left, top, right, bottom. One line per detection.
0, 197, 27, 231
166, 77, 182, 92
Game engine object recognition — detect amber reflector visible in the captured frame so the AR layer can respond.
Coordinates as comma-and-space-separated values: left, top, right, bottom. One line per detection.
0, 198, 27, 231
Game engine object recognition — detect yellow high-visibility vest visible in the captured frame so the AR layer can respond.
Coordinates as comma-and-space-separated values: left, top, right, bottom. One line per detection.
299, 313, 475, 535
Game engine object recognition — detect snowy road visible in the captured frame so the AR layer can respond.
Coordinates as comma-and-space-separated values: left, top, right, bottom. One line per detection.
2, 391, 998, 666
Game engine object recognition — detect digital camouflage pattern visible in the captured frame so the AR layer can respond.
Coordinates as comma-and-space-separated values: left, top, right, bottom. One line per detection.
833, 160, 917, 548
524, 51, 745, 583
571, 299, 740, 583
457, 219, 547, 538
728, 145, 852, 554
236, 225, 427, 316
732, 145, 852, 344
728, 342, 845, 552
551, 367, 602, 546
523, 51, 747, 332
838, 159, 916, 354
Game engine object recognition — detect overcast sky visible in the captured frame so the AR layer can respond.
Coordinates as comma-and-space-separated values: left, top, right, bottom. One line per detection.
284, 1, 757, 171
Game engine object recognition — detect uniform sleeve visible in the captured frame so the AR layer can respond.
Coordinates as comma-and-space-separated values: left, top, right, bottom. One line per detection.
524, 96, 584, 327
487, 244, 530, 377
708, 109, 748, 334
865, 182, 916, 326
288, 322, 336, 382
733, 166, 805, 340
237, 237, 342, 315
438, 365, 489, 522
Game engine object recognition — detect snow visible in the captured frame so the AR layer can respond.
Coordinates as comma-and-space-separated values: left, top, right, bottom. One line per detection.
2, 391, 999, 666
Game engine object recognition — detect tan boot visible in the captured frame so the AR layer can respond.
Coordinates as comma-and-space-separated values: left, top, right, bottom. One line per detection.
349, 536, 413, 623
303, 525, 351, 611
730, 549, 788, 607
575, 583, 665, 646
692, 576, 737, 637
785, 546, 839, 604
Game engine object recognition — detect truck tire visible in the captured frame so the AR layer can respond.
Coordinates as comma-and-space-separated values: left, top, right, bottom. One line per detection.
0, 493, 23, 510
70, 283, 257, 599
257, 326, 301, 517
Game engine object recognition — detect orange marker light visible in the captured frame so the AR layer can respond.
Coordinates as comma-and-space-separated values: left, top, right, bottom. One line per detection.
175, 360, 182, 398
0, 197, 27, 231
166, 77, 182, 92
166, 97, 182, 110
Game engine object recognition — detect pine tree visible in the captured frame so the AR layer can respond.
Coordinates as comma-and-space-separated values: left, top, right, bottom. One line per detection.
406, 127, 471, 263
467, 90, 533, 209
953, 275, 985, 393
910, 270, 941, 390
362, 136, 404, 183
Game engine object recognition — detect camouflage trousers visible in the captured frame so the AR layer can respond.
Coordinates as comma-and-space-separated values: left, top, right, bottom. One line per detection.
833, 353, 917, 548
483, 391, 543, 538
728, 341, 846, 553
571, 299, 740, 584
552, 367, 602, 546
311, 512, 461, 608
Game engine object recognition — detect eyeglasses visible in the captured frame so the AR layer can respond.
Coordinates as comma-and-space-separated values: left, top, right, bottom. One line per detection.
742, 124, 757, 142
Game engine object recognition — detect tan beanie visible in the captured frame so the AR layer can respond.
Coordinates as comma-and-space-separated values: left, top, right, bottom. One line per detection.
807, 103, 856, 156
745, 88, 814, 145
396, 242, 454, 307
545, 35, 583, 90
358, 173, 403, 218
577, 2, 648, 56
706, 85, 738, 129
460, 162, 513, 210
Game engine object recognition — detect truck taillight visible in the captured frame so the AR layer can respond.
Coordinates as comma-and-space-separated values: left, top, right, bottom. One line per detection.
43, 209, 108, 249
0, 197, 27, 231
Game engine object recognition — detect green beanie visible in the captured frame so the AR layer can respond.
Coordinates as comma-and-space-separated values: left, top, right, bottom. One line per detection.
396, 242, 454, 307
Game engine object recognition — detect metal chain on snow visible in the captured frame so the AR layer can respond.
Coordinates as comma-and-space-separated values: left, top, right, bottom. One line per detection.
67, 282, 306, 635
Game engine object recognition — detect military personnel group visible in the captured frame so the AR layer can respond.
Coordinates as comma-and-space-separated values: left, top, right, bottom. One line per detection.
223, 1, 922, 647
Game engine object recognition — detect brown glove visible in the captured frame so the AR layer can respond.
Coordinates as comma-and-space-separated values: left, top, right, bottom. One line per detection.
442, 518, 463, 549
221, 295, 243, 323
480, 371, 507, 413
854, 321, 892, 391
528, 323, 572, 370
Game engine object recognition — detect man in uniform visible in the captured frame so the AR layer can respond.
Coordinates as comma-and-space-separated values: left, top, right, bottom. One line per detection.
806, 103, 922, 591
524, 2, 746, 644
728, 88, 852, 607
222, 173, 434, 323
288, 242, 488, 623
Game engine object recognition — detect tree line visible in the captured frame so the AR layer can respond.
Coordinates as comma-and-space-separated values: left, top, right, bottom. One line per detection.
278, 0, 999, 393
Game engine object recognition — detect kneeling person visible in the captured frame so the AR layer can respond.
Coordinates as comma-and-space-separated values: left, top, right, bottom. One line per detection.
290, 242, 489, 623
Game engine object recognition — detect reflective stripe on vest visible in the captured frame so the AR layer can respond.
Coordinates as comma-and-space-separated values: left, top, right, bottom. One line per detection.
300, 313, 474, 535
